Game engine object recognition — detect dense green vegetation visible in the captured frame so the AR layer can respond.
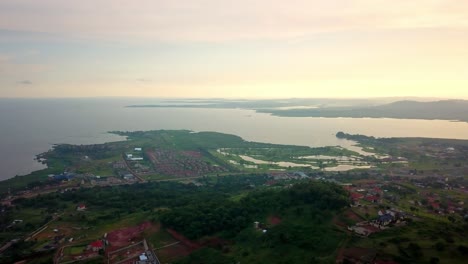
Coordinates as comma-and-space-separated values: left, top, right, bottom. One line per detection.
1, 175, 349, 264
2, 129, 468, 263
160, 181, 348, 240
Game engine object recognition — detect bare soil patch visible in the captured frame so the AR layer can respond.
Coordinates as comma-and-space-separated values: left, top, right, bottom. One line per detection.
267, 215, 282, 226
106, 221, 153, 251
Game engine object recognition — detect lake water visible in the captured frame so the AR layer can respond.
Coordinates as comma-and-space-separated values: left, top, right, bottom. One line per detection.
2, 98, 468, 181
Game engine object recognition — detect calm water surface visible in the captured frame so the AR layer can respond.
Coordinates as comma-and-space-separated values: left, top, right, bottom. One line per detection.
1, 98, 468, 180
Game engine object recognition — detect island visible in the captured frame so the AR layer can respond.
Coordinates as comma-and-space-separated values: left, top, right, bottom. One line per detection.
128, 99, 468, 122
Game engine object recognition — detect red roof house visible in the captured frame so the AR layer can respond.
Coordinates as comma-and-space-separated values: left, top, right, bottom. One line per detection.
89, 240, 103, 251
350, 192, 364, 200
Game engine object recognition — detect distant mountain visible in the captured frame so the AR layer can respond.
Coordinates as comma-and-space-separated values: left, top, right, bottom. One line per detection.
258, 100, 468, 122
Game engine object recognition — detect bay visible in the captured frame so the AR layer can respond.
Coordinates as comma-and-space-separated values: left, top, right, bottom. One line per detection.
1, 98, 468, 181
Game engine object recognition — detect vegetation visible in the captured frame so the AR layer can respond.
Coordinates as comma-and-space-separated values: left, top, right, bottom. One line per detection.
129, 99, 468, 122
1, 129, 468, 263
1, 175, 349, 263
259, 100, 468, 122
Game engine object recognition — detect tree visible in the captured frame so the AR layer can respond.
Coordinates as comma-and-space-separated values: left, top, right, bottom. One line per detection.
448, 216, 456, 224
407, 242, 423, 258
434, 241, 445, 251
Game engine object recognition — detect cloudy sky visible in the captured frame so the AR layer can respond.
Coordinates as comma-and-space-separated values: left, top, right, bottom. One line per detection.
1, 0, 467, 98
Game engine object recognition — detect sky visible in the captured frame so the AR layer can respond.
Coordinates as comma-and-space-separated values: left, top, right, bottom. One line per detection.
0, 0, 467, 99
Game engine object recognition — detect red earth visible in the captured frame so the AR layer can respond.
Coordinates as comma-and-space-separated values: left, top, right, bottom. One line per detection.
157, 243, 193, 262
333, 209, 364, 228
106, 221, 153, 251
156, 229, 201, 262
166, 229, 200, 250
267, 215, 282, 226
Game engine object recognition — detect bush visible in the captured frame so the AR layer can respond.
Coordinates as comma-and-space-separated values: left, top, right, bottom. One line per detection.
458, 245, 468, 255
434, 241, 445, 251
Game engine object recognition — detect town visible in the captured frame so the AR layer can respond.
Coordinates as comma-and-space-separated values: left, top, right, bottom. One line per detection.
0, 130, 467, 264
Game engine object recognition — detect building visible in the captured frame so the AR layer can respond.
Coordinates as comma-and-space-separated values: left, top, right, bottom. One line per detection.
89, 240, 103, 251
377, 214, 393, 226
123, 174, 135, 181
77, 204, 86, 211
293, 171, 308, 178
126, 153, 144, 161
139, 254, 148, 261
113, 161, 126, 169
48, 172, 76, 181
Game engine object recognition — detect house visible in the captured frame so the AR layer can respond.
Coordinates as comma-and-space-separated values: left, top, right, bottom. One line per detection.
112, 161, 126, 169
377, 214, 393, 226
123, 174, 135, 180
293, 171, 308, 178
125, 153, 144, 161
365, 195, 379, 203
135, 148, 142, 151
77, 204, 86, 211
49, 172, 76, 181
139, 254, 148, 261
350, 226, 372, 236
89, 240, 103, 251
350, 192, 364, 201
430, 202, 440, 210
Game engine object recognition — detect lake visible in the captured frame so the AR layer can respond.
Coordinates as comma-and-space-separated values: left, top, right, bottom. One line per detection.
2, 98, 468, 181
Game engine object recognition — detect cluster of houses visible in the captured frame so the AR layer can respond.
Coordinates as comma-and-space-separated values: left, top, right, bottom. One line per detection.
147, 149, 228, 177
346, 182, 385, 206
126, 153, 144, 161
116, 170, 136, 181
411, 191, 466, 216
82, 238, 159, 264
268, 171, 309, 181
348, 208, 406, 236
125, 147, 144, 161
118, 147, 156, 177
48, 172, 77, 181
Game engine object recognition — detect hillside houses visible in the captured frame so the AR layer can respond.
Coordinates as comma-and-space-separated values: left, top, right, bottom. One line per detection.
349, 208, 407, 236
348, 183, 384, 206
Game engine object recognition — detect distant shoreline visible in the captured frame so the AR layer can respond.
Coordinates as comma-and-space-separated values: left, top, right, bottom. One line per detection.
127, 99, 468, 123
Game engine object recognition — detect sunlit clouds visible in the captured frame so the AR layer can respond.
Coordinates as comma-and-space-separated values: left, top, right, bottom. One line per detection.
0, 0, 467, 98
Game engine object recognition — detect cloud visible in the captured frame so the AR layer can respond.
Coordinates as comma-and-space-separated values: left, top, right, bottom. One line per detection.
17, 80, 32, 85
136, 78, 151, 83
0, 0, 467, 42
